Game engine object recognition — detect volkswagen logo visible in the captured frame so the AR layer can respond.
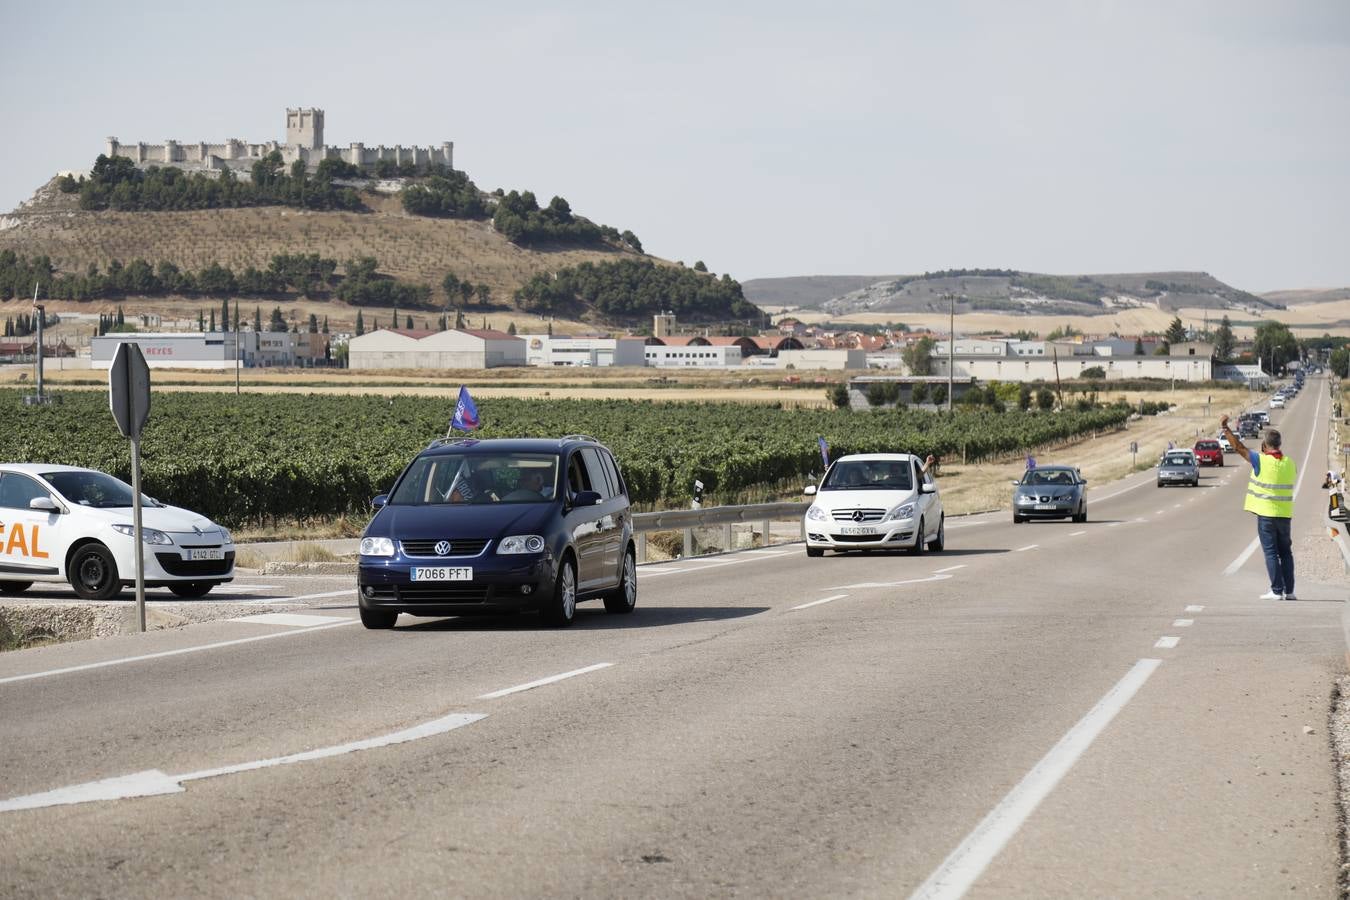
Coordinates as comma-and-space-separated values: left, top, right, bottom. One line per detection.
434, 540, 452, 556
851, 509, 866, 522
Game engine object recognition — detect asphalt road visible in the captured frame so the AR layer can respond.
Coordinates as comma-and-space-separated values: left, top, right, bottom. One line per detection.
0, 380, 1344, 899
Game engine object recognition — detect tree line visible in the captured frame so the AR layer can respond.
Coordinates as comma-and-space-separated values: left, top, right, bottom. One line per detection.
0, 250, 432, 308
515, 258, 761, 322
63, 153, 364, 212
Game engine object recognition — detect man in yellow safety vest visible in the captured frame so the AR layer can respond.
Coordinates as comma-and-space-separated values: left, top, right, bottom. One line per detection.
1220, 414, 1296, 600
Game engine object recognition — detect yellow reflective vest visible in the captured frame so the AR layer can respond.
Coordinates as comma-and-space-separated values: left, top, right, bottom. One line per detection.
1244, 452, 1295, 518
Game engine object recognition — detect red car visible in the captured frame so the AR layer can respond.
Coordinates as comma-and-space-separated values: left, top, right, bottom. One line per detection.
1193, 439, 1224, 467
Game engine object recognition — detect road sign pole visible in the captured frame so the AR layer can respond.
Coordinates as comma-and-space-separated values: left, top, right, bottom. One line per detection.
130, 435, 146, 632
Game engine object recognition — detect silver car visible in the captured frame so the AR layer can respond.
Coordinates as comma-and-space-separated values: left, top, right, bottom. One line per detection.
1157, 451, 1199, 487
1012, 466, 1088, 523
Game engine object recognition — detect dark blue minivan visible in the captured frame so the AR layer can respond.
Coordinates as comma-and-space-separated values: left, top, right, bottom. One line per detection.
357, 436, 636, 628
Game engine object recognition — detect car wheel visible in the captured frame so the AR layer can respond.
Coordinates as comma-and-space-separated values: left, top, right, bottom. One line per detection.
604, 547, 638, 614
359, 607, 398, 629
69, 543, 121, 601
930, 515, 945, 551
1073, 505, 1086, 524
544, 556, 577, 626
168, 582, 213, 599
806, 546, 824, 557
0, 581, 33, 595
1013, 514, 1024, 524
911, 518, 926, 555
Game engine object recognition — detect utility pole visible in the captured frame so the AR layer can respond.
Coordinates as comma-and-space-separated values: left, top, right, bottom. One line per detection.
946, 292, 954, 411
1052, 346, 1064, 410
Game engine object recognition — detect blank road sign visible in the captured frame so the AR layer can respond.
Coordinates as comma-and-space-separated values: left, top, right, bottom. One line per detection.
109, 342, 151, 439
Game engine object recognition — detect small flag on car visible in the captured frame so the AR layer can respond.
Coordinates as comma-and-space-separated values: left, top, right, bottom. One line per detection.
450, 386, 480, 432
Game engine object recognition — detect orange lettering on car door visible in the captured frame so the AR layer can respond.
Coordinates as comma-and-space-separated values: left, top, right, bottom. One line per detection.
6, 525, 29, 556
29, 525, 49, 558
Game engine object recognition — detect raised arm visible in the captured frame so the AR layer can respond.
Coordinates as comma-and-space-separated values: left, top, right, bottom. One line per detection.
1220, 415, 1252, 462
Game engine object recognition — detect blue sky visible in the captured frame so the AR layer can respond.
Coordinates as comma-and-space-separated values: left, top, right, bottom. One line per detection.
2, 0, 1346, 292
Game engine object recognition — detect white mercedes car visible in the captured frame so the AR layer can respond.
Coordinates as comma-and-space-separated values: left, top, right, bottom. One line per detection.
0, 464, 235, 601
802, 453, 944, 556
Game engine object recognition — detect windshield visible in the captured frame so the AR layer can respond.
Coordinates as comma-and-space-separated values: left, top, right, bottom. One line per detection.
389, 453, 560, 505
821, 460, 913, 492
1021, 469, 1076, 486
42, 470, 156, 509
1163, 455, 1192, 466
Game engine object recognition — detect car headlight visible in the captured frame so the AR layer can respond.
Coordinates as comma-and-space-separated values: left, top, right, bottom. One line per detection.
218, 527, 233, 544
112, 524, 173, 545
885, 503, 915, 521
498, 534, 546, 554
359, 537, 395, 557
806, 505, 828, 521
1016, 494, 1036, 504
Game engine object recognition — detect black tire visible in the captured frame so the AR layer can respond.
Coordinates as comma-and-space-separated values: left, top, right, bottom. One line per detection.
0, 581, 33, 595
359, 606, 398, 629
911, 518, 927, 555
168, 582, 213, 599
1013, 514, 1025, 524
930, 515, 945, 552
68, 543, 121, 601
544, 556, 577, 626
806, 546, 825, 557
604, 547, 638, 614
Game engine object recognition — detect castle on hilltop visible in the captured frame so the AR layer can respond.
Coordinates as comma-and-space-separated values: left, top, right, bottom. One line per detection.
105, 108, 453, 173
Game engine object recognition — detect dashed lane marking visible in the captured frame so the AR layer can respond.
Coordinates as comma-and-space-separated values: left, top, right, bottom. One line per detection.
1014, 544, 1038, 552
831, 573, 953, 591
476, 663, 613, 700
791, 594, 848, 611
933, 565, 967, 574
1069, 530, 1086, 536
1172, 619, 1193, 627
1185, 605, 1205, 612
1154, 636, 1180, 649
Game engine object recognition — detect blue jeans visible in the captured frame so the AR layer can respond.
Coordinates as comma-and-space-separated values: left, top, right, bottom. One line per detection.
1256, 515, 1294, 596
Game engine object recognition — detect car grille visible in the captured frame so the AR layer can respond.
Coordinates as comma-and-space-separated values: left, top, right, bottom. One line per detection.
830, 509, 886, 522
395, 584, 492, 604
155, 552, 235, 577
400, 539, 490, 558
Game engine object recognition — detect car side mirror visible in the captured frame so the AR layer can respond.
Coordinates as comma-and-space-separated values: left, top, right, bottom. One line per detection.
29, 496, 60, 513
571, 490, 602, 508
804, 485, 817, 496
1010, 480, 1021, 486
920, 482, 936, 494
371, 494, 388, 510
1080, 478, 1088, 484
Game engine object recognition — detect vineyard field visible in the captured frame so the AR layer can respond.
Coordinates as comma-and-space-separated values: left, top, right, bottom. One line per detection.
0, 390, 1130, 526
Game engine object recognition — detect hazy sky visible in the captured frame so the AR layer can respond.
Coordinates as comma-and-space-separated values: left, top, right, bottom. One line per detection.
2, 0, 1346, 292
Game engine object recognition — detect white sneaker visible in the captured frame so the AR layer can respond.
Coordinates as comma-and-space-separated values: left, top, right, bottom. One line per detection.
1259, 591, 1282, 600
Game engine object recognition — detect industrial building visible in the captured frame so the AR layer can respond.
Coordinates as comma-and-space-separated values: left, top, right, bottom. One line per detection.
89, 332, 314, 368
521, 335, 648, 367
347, 328, 525, 369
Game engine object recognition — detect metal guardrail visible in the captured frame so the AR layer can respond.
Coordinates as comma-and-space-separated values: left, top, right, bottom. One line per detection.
631, 501, 809, 562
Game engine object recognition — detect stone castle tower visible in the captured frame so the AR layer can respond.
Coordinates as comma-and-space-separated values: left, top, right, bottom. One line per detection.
285, 108, 324, 150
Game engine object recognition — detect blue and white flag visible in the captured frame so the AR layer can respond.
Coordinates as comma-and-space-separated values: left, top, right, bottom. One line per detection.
450, 385, 480, 432
818, 436, 830, 467
1026, 456, 1037, 470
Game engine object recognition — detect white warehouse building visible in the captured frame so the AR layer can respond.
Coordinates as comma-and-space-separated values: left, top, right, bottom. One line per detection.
521, 335, 648, 367
643, 344, 742, 367
90, 332, 299, 368
347, 328, 526, 369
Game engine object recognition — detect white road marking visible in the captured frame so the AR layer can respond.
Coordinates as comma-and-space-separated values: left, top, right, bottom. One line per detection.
1093, 478, 1153, 503
207, 584, 278, 594
1172, 503, 1182, 509
228, 613, 347, 628
1014, 544, 1038, 552
1185, 605, 1205, 612
909, 658, 1161, 900
0, 712, 487, 812
1223, 538, 1260, 576
0, 619, 358, 686
240, 589, 354, 605
791, 594, 848, 611
832, 573, 953, 590
1069, 530, 1086, 536
1155, 509, 1166, 515
1172, 619, 1193, 627
477, 663, 613, 700
933, 564, 967, 574
1107, 522, 1122, 527
1155, 636, 1180, 649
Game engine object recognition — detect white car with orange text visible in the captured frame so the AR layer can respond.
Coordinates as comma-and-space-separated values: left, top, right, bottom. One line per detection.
0, 464, 235, 601
802, 453, 944, 557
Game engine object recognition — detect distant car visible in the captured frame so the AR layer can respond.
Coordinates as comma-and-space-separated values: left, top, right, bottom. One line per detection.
0, 464, 235, 600
1157, 451, 1200, 487
1255, 411, 1270, 425
1218, 434, 1233, 452
1012, 466, 1088, 523
1193, 440, 1224, 467
1270, 396, 1285, 409
803, 453, 944, 555
357, 436, 637, 629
